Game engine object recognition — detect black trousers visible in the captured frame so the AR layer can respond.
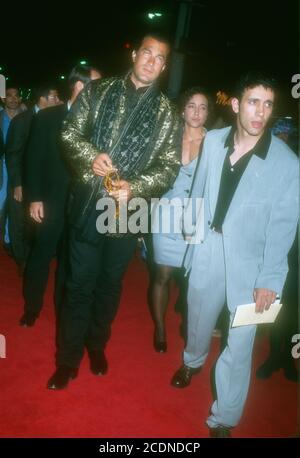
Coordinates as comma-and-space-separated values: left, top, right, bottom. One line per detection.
269, 267, 298, 366
57, 229, 137, 368
265, 233, 298, 367
7, 188, 29, 265
23, 213, 65, 317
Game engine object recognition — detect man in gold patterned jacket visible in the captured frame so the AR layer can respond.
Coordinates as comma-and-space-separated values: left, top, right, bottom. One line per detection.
47, 33, 181, 389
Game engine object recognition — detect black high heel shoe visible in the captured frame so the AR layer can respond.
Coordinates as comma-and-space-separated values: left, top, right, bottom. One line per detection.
153, 328, 167, 353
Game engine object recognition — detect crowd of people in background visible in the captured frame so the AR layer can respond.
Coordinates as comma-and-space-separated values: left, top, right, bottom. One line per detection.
0, 32, 298, 438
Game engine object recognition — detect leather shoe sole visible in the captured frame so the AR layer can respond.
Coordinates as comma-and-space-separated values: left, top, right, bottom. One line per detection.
47, 366, 78, 390
171, 364, 201, 388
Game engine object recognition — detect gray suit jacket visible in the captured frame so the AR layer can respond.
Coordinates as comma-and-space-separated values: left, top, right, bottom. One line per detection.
184, 126, 299, 308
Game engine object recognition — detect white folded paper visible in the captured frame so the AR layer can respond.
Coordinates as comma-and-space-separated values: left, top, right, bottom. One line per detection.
232, 300, 282, 327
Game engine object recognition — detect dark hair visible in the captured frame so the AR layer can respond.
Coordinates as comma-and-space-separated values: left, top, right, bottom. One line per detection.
68, 64, 100, 91
5, 83, 20, 94
233, 71, 278, 100
32, 83, 58, 103
179, 86, 214, 126
134, 32, 171, 54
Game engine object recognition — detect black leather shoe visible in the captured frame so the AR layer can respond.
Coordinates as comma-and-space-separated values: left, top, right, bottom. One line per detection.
19, 313, 37, 327
47, 366, 78, 390
209, 425, 232, 438
283, 363, 298, 382
88, 350, 108, 376
171, 364, 201, 388
256, 359, 280, 379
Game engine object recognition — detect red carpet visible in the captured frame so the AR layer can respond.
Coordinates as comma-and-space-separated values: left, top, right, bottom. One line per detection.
0, 247, 298, 438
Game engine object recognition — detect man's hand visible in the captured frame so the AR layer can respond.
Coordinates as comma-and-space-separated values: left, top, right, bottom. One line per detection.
29, 202, 44, 223
253, 288, 277, 313
92, 153, 114, 176
14, 186, 23, 202
109, 180, 132, 202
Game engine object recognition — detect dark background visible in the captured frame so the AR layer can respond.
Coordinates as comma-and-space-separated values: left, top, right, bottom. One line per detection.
1, 0, 299, 118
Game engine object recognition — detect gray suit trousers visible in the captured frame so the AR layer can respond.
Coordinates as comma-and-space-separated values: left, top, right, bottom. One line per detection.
184, 230, 256, 427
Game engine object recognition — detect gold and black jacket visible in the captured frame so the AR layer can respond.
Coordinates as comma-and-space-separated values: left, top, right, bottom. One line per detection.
61, 74, 181, 239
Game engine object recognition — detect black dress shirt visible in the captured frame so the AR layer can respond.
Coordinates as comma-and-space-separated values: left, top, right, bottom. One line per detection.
125, 77, 149, 116
210, 127, 271, 232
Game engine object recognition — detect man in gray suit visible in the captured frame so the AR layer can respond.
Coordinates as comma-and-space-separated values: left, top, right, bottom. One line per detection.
171, 72, 299, 437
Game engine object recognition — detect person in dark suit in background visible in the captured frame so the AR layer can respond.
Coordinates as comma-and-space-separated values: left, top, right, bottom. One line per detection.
20, 65, 102, 327
5, 85, 60, 275
256, 118, 299, 382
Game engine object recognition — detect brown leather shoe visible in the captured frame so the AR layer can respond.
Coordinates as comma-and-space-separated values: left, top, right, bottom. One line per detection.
171, 364, 201, 388
47, 366, 78, 390
209, 425, 232, 438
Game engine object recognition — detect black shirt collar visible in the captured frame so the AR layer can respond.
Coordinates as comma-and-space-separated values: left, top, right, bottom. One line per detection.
126, 75, 151, 95
225, 126, 271, 160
